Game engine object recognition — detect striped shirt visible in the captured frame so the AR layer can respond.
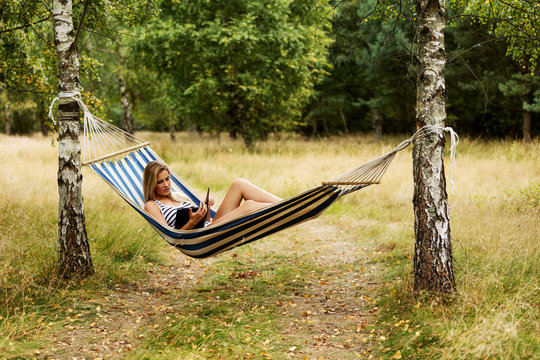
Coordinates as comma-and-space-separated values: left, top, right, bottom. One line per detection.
154, 200, 193, 228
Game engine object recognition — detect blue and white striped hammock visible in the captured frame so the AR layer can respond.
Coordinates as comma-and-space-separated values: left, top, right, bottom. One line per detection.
51, 94, 457, 258
87, 145, 367, 258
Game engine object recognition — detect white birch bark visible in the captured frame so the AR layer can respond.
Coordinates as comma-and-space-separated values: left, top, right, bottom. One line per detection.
119, 76, 133, 135
118, 55, 133, 135
53, 0, 94, 278
413, 0, 456, 293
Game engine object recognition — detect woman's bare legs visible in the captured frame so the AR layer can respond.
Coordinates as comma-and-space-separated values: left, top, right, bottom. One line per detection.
211, 200, 273, 225
212, 178, 281, 224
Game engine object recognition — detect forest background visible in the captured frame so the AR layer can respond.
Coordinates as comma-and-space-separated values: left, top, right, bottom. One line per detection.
1, 0, 538, 145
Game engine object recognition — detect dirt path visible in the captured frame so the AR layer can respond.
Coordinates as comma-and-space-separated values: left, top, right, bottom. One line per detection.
277, 221, 381, 359
42, 219, 380, 359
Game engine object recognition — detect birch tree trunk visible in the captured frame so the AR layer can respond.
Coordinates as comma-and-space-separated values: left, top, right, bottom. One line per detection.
118, 55, 133, 135
53, 0, 94, 279
412, 0, 456, 293
119, 75, 133, 135
3, 101, 11, 136
522, 92, 532, 143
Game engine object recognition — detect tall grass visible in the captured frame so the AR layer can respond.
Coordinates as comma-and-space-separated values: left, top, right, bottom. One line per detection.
0, 132, 538, 359
0, 134, 160, 356
373, 139, 539, 360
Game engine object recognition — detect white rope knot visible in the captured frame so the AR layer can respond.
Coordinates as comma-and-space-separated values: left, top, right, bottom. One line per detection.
411, 125, 459, 194
48, 91, 85, 125
444, 126, 459, 195
48, 91, 96, 127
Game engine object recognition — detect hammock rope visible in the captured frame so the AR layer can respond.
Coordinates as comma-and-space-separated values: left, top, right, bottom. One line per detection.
49, 91, 149, 166
323, 125, 458, 193
48, 93, 458, 258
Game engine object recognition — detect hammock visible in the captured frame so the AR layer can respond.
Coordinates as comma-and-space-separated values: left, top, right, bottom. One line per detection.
49, 93, 458, 258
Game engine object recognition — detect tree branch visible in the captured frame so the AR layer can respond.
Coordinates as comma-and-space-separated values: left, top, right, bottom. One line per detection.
447, 35, 525, 63
0, 16, 51, 34
74, 0, 91, 45
457, 56, 489, 115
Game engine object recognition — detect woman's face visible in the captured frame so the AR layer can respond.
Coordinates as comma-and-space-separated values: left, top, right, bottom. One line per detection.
154, 170, 171, 198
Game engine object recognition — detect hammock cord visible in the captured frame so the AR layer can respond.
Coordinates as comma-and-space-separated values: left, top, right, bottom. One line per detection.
48, 93, 458, 193
48, 91, 149, 165
323, 125, 458, 194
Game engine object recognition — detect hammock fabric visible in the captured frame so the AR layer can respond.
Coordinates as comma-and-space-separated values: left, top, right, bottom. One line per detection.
89, 145, 364, 258
49, 93, 458, 258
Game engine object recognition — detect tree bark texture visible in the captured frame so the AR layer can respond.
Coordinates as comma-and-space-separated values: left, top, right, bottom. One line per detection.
53, 0, 94, 279
118, 55, 133, 135
4, 101, 11, 135
40, 113, 49, 136
119, 75, 133, 135
169, 120, 176, 142
339, 106, 349, 134
522, 92, 532, 143
413, 0, 456, 293
371, 108, 383, 140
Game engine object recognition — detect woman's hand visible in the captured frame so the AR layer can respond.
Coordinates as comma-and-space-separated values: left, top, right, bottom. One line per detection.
206, 197, 214, 222
186, 203, 207, 228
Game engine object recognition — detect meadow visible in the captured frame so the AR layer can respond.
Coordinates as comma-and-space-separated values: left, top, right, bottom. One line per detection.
0, 132, 538, 359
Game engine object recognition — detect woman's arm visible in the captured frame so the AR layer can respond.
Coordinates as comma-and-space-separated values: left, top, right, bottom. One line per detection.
144, 201, 208, 230
144, 201, 168, 225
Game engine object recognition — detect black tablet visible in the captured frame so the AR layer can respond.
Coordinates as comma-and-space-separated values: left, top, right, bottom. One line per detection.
174, 207, 205, 229
174, 188, 210, 229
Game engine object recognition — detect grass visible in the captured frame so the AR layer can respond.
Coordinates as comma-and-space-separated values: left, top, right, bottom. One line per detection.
129, 253, 315, 359
372, 140, 539, 360
0, 132, 538, 359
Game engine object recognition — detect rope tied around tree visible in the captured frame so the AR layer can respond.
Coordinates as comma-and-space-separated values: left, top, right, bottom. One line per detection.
323, 125, 458, 194
48, 92, 149, 166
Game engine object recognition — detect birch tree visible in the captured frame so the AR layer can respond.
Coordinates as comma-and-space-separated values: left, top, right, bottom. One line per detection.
118, 53, 133, 135
412, 0, 456, 293
53, 0, 94, 279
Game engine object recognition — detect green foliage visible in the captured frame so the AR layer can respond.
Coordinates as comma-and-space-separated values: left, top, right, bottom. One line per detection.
499, 73, 540, 112
444, 17, 525, 137
0, 0, 158, 134
308, 0, 416, 135
1, 0, 537, 139
462, 0, 539, 139
0, 1, 56, 97
507, 181, 540, 209
133, 0, 333, 148
465, 0, 539, 75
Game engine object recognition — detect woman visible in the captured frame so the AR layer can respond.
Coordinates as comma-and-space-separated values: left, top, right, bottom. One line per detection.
143, 161, 281, 230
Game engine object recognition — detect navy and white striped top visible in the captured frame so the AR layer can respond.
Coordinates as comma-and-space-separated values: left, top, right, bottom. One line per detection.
154, 200, 193, 228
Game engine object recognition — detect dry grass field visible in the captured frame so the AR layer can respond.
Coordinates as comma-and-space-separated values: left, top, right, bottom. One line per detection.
0, 132, 538, 359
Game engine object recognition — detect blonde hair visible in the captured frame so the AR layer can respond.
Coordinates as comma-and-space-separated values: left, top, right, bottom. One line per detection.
143, 161, 190, 203
143, 161, 172, 203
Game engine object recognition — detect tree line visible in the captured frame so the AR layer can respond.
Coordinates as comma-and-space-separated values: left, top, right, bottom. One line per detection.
1, 0, 538, 145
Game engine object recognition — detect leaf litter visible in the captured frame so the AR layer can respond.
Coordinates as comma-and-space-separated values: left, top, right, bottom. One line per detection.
32, 219, 382, 359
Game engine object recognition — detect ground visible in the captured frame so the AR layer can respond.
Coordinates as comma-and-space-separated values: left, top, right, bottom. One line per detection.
40, 219, 381, 360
